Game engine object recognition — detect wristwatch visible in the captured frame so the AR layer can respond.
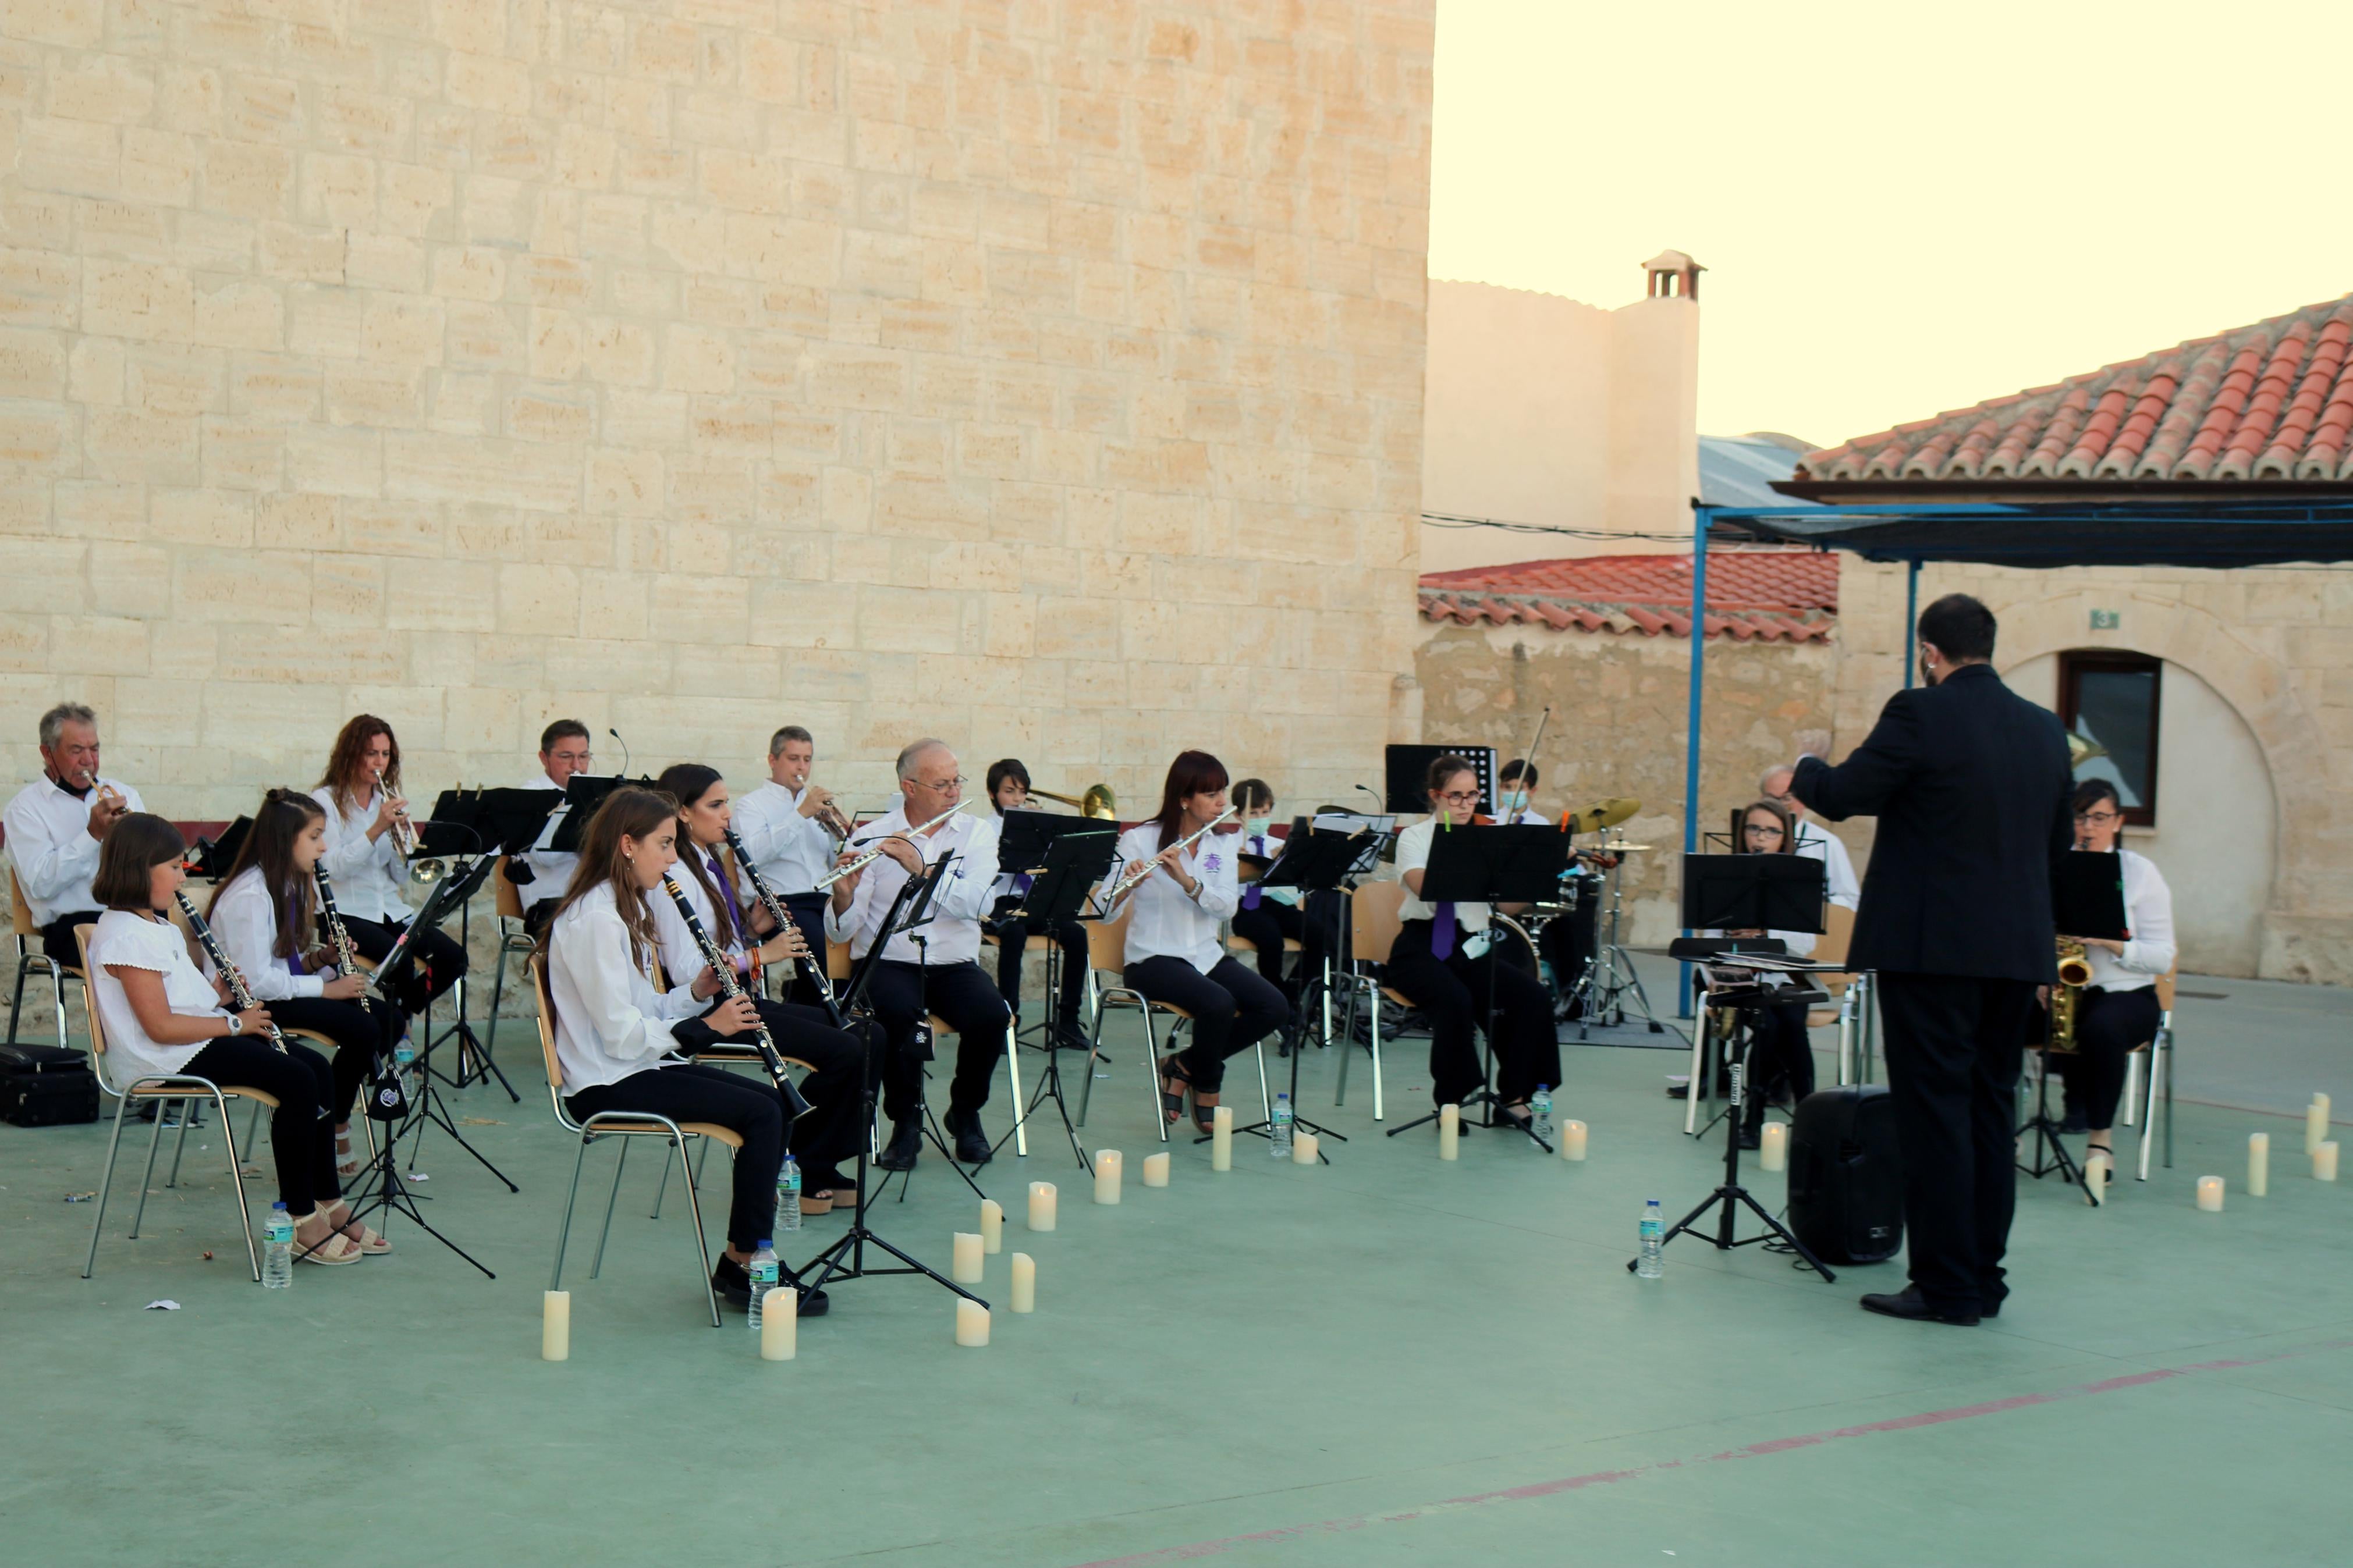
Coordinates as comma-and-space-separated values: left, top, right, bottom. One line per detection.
226, 1012, 243, 1036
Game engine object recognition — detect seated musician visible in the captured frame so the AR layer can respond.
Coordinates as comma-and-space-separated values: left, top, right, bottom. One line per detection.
509, 719, 593, 939
210, 788, 402, 1190
2051, 779, 2175, 1162
4, 702, 143, 962
1496, 758, 1547, 824
647, 763, 876, 1214
544, 786, 825, 1315
308, 715, 466, 1022
1098, 752, 1286, 1134
1698, 799, 1818, 1149
732, 725, 848, 1009
1761, 764, 1859, 911
980, 758, 1090, 1052
1226, 778, 1335, 1051
1382, 755, 1559, 1131
85, 813, 367, 1266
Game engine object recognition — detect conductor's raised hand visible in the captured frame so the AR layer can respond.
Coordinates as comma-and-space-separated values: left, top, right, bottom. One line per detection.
1794, 729, 1833, 761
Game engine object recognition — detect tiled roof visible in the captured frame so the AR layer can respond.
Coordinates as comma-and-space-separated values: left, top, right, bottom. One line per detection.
1795, 293, 2353, 485
1418, 550, 1836, 642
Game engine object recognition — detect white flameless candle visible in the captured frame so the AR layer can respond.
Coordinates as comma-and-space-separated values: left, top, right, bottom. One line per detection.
952, 1231, 984, 1283
1438, 1103, 1460, 1160
1561, 1120, 1588, 1161
1758, 1122, 1787, 1172
759, 1287, 796, 1360
979, 1199, 1003, 1253
1010, 1252, 1036, 1313
2196, 1175, 2225, 1211
1027, 1181, 1056, 1231
1142, 1151, 1170, 1186
1212, 1105, 1234, 1170
2316, 1142, 2340, 1182
2308, 1095, 2332, 1154
1291, 1130, 1319, 1165
541, 1290, 570, 1361
2249, 1133, 2270, 1197
955, 1299, 990, 1347
1094, 1150, 1123, 1204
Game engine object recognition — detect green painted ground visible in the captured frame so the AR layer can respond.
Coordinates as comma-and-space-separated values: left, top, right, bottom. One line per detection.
3, 998, 2348, 1567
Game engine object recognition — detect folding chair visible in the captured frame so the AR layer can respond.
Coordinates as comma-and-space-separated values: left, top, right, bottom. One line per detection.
1330, 880, 1404, 1122
8, 867, 77, 1050
2118, 968, 2177, 1181
482, 856, 541, 1064
1078, 909, 1271, 1142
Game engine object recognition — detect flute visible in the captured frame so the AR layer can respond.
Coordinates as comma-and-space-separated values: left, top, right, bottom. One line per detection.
812, 800, 970, 890
659, 875, 813, 1121
173, 891, 290, 1055
721, 825, 850, 1031
1106, 805, 1240, 903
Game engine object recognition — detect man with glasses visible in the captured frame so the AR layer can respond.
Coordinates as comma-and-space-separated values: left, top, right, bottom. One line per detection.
1759, 763, 1859, 911
509, 720, 594, 937
825, 739, 1009, 1168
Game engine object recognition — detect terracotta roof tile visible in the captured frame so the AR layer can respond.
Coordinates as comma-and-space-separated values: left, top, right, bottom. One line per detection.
1417, 550, 1835, 643
1795, 293, 2353, 487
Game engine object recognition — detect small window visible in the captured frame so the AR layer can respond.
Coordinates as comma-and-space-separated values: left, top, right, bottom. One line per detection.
2057, 650, 2161, 827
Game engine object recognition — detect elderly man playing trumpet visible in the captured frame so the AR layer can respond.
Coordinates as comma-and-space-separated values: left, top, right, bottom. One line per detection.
5, 702, 145, 965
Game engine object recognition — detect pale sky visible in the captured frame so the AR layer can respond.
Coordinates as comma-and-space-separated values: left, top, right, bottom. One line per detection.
1428, 1, 2353, 451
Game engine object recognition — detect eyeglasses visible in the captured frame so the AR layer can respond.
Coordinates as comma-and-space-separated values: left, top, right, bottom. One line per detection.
2073, 809, 2121, 824
917, 776, 966, 794
1436, 790, 1481, 806
1744, 824, 1785, 837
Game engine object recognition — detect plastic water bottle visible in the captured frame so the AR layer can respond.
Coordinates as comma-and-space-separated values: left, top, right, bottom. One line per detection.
747, 1240, 779, 1330
262, 1202, 294, 1289
1532, 1085, 1554, 1144
775, 1157, 803, 1235
1637, 1198, 1665, 1279
394, 1036, 418, 1091
1269, 1093, 1294, 1158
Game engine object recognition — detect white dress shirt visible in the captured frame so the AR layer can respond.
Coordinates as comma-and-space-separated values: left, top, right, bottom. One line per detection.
1101, 820, 1240, 973
825, 802, 1000, 966
547, 881, 702, 1093
207, 868, 342, 1001
732, 781, 835, 897
4, 773, 148, 926
1393, 817, 1490, 931
2083, 848, 2175, 993
86, 909, 225, 1087
515, 770, 577, 902
649, 845, 754, 990
1793, 820, 1860, 911
310, 784, 410, 924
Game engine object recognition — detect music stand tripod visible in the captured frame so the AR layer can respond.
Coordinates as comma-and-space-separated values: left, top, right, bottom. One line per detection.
992, 827, 1120, 1170
1384, 823, 1568, 1153
1568, 834, 1669, 1039
369, 855, 519, 1194
799, 856, 988, 1309
2017, 1035, 2089, 1187
1223, 827, 1367, 1160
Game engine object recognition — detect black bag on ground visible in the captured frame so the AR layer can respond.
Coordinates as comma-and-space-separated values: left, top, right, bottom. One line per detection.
1787, 1085, 1904, 1265
0, 1043, 102, 1126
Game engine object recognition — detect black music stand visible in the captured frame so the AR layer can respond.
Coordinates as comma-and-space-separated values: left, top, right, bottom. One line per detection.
2020, 852, 2132, 1186
994, 813, 1116, 1050
992, 827, 1119, 1168
402, 804, 521, 1102
547, 774, 647, 853
798, 856, 989, 1309
1222, 826, 1369, 1159
1384, 823, 1570, 1151
182, 816, 251, 881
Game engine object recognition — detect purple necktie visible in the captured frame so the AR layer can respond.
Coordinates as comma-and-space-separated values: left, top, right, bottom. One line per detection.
1241, 835, 1262, 909
1432, 901, 1457, 960
706, 855, 746, 945
1014, 872, 1034, 896
287, 897, 307, 976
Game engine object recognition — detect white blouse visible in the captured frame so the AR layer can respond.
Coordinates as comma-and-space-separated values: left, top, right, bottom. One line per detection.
208, 868, 338, 1001
650, 845, 754, 991
1393, 817, 1490, 932
546, 882, 702, 1093
2084, 848, 2175, 993
86, 909, 226, 1087
310, 783, 410, 924
1101, 821, 1239, 974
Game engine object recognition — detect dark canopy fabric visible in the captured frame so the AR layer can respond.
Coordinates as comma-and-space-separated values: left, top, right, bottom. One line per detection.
1715, 498, 2353, 569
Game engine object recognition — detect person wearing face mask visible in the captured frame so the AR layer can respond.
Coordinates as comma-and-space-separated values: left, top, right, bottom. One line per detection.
1225, 778, 1334, 1049
1496, 758, 1546, 825
979, 758, 1091, 1052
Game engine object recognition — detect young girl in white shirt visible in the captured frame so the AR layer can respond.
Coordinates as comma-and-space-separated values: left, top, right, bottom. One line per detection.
309, 714, 467, 1019
210, 788, 403, 1181
2052, 778, 2176, 1164
544, 785, 825, 1315
1700, 799, 1818, 1148
1099, 751, 1286, 1133
84, 813, 370, 1265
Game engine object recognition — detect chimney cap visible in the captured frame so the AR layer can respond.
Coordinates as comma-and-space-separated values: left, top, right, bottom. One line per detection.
1643, 249, 1704, 299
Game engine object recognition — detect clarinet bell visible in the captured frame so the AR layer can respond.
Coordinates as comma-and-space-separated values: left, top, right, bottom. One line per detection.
779, 1073, 814, 1122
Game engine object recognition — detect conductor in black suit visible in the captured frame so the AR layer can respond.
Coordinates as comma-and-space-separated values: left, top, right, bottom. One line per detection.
1788, 594, 2072, 1327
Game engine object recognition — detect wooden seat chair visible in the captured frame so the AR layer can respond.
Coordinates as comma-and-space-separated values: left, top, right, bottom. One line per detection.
482, 855, 542, 1064
1079, 909, 1272, 1142
647, 957, 827, 1218
1328, 880, 1406, 1122
8, 867, 79, 1051
532, 955, 739, 1328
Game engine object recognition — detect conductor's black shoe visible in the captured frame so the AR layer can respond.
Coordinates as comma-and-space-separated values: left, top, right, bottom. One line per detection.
878, 1118, 922, 1171
1860, 1286, 1979, 1327
945, 1107, 992, 1165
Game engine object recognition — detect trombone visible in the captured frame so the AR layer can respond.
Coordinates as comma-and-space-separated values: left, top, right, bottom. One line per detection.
812, 799, 971, 890
1030, 782, 1119, 820
1105, 805, 1238, 902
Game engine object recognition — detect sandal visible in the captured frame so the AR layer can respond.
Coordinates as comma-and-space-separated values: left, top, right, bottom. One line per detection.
293, 1221, 364, 1267
320, 1201, 391, 1255
334, 1126, 361, 1182
1157, 1055, 1194, 1127
1190, 1090, 1220, 1136
797, 1190, 835, 1216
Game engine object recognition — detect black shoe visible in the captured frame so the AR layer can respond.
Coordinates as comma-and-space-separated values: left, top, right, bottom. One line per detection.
1052, 1021, 1094, 1053
1666, 1082, 1691, 1100
779, 1271, 830, 1317
945, 1107, 992, 1165
711, 1255, 753, 1308
1737, 1124, 1762, 1151
1860, 1286, 1979, 1327
878, 1118, 922, 1171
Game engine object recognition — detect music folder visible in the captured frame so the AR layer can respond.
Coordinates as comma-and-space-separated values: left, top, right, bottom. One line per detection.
2053, 851, 2130, 942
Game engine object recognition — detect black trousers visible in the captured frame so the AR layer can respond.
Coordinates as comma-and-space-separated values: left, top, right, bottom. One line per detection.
1535, 887, 1600, 1010
1875, 972, 2036, 1315
865, 960, 1010, 1123
1385, 919, 1560, 1105
670, 996, 879, 1182
1120, 955, 1287, 1093
39, 910, 99, 965
1738, 999, 1815, 1132
985, 895, 1087, 1026
183, 1036, 340, 1215
342, 915, 467, 1019
566, 1064, 782, 1253
2052, 985, 2164, 1131
778, 893, 832, 1010
266, 995, 400, 1125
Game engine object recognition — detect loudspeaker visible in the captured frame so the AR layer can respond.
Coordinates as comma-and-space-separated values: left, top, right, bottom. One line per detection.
1787, 1085, 1904, 1264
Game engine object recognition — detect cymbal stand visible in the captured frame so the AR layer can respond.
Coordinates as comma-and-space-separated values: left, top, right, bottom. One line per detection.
1568, 834, 1669, 1039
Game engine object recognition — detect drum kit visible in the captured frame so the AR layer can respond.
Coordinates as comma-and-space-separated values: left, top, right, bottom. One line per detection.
1513, 796, 1670, 1038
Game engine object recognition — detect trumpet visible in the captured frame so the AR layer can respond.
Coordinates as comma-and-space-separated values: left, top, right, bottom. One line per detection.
1032, 783, 1119, 820
378, 766, 446, 884
721, 824, 849, 1032
76, 766, 126, 817
813, 800, 970, 890
659, 875, 812, 1120
802, 786, 856, 841
173, 892, 292, 1058
1106, 805, 1238, 902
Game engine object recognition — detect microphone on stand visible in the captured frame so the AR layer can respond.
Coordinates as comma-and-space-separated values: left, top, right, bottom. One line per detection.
1355, 783, 1384, 812
608, 728, 632, 778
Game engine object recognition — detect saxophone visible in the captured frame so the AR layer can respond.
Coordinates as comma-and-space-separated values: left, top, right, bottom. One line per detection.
2048, 937, 2093, 1053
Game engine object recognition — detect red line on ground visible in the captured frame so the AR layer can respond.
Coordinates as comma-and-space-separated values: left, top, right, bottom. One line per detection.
1066, 1340, 2352, 1567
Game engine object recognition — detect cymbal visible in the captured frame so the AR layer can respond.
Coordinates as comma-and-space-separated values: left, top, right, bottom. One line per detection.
1566, 795, 1639, 834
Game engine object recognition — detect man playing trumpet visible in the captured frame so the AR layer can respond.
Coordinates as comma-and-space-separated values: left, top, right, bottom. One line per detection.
5, 702, 144, 965
734, 725, 852, 1009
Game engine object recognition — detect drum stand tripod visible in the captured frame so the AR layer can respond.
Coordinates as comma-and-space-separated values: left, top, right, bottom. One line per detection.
1568, 837, 1667, 1039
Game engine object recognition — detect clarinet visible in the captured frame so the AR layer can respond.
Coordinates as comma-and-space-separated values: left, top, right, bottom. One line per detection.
721, 826, 849, 1030
660, 875, 813, 1121
173, 891, 290, 1055
310, 863, 377, 1018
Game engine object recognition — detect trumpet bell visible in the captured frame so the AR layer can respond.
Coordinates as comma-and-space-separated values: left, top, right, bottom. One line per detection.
1032, 783, 1119, 820
408, 858, 447, 885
